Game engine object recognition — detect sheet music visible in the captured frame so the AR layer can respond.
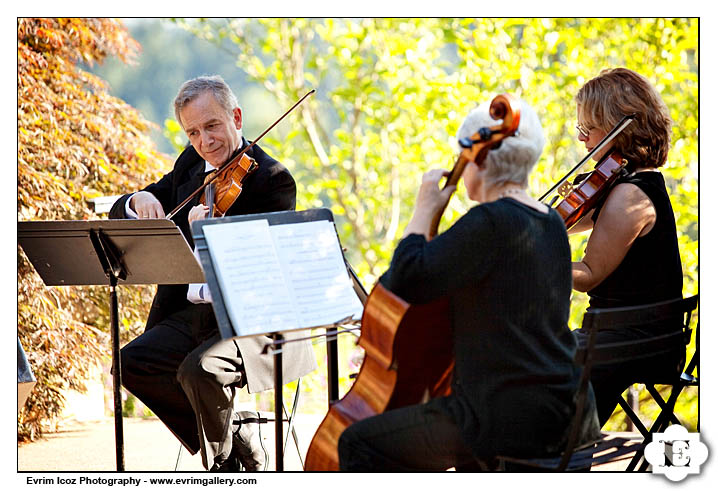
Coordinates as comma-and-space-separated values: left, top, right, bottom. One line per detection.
203, 220, 299, 336
202, 218, 363, 337
269, 220, 363, 327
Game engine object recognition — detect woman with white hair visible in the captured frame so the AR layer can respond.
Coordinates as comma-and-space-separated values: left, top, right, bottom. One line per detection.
338, 99, 600, 471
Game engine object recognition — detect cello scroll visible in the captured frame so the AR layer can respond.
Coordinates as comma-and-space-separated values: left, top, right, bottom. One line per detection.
429, 94, 521, 238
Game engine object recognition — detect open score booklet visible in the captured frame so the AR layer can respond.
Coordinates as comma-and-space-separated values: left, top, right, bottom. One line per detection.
202, 219, 364, 337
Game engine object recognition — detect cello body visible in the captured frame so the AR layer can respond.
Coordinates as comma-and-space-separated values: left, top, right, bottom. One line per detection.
304, 283, 453, 471
304, 94, 520, 471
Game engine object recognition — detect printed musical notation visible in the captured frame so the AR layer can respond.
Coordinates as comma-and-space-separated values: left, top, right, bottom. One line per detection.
202, 219, 363, 337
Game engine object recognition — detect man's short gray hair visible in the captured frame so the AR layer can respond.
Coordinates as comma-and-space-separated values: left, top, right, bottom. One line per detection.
456, 98, 545, 187
173, 75, 239, 128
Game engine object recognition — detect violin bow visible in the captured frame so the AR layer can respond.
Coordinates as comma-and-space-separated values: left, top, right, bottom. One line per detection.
166, 89, 316, 220
539, 114, 635, 203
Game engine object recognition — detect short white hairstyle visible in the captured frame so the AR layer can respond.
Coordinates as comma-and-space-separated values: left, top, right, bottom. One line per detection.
456, 98, 545, 187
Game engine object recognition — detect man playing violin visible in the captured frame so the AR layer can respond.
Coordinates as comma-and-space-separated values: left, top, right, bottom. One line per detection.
569, 68, 684, 426
338, 100, 599, 471
109, 75, 316, 471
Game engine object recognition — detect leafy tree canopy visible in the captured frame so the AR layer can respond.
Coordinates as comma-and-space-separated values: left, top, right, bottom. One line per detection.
174, 17, 698, 429
18, 18, 170, 439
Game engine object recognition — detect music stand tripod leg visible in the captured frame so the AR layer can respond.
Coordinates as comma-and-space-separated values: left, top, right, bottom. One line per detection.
326, 327, 339, 403
91, 229, 126, 471
109, 275, 125, 471
272, 333, 284, 471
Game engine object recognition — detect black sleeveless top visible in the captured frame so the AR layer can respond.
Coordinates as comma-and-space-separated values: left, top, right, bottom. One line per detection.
588, 171, 683, 309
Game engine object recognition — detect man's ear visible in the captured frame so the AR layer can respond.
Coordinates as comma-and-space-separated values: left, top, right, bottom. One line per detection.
233, 107, 243, 130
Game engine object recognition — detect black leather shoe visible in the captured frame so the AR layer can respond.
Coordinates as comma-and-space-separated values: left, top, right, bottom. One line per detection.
209, 454, 241, 472
233, 411, 267, 471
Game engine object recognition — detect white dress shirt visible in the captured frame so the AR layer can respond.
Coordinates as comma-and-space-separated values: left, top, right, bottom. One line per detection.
125, 161, 215, 304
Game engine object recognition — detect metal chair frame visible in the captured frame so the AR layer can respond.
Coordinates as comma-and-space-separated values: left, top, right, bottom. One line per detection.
496, 295, 698, 472
616, 297, 698, 471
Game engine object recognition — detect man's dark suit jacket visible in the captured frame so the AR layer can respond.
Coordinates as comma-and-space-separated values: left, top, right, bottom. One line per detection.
110, 138, 295, 331
109, 138, 317, 392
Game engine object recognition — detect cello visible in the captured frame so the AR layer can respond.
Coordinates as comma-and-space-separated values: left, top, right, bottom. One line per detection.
304, 94, 521, 471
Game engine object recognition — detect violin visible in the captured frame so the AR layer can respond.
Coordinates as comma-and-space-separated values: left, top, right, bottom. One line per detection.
200, 152, 259, 217
304, 93, 521, 471
553, 151, 628, 229
540, 114, 635, 229
166, 89, 315, 220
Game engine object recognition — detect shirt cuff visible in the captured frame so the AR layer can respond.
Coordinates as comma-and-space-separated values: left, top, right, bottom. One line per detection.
187, 283, 212, 304
124, 193, 138, 218
187, 245, 212, 304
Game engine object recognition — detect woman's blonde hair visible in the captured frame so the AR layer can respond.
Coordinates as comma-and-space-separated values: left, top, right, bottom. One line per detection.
576, 68, 672, 169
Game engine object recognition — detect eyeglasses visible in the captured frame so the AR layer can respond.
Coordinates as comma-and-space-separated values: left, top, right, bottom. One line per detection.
576, 123, 593, 138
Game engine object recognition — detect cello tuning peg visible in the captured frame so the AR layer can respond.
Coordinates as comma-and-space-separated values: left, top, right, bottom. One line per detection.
458, 137, 474, 149
478, 127, 493, 141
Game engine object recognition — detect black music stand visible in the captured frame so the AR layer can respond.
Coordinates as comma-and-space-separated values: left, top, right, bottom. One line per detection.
18, 219, 204, 471
192, 209, 364, 470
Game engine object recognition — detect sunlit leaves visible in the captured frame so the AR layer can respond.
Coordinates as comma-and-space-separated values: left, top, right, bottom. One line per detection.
168, 18, 698, 425
18, 18, 170, 439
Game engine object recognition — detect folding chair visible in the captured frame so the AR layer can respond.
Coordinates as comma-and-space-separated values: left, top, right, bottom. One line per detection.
613, 295, 699, 471
496, 295, 697, 471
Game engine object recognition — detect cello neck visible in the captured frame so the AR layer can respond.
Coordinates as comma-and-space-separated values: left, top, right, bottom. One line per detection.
428, 154, 470, 239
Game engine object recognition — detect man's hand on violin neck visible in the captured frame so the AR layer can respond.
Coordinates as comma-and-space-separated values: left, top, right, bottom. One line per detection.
131, 191, 166, 219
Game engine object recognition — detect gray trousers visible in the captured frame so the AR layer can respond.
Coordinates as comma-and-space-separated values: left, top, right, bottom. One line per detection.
120, 305, 245, 470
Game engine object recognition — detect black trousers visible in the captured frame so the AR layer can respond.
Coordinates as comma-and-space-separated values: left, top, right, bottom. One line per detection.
338, 396, 480, 471
120, 305, 246, 470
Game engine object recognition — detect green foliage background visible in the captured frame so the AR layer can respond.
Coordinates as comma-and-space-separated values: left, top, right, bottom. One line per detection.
159, 18, 698, 431
44, 18, 697, 434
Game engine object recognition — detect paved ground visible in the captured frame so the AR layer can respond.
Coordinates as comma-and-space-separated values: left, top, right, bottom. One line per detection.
18, 415, 639, 473
18, 414, 322, 472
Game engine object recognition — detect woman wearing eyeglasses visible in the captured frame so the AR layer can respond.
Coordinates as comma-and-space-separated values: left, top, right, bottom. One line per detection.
570, 68, 684, 426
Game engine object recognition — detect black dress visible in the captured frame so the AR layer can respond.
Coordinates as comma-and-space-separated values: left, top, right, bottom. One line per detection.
575, 171, 684, 425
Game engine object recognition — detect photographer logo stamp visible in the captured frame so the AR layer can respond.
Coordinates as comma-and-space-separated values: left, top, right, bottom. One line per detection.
644, 424, 708, 482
